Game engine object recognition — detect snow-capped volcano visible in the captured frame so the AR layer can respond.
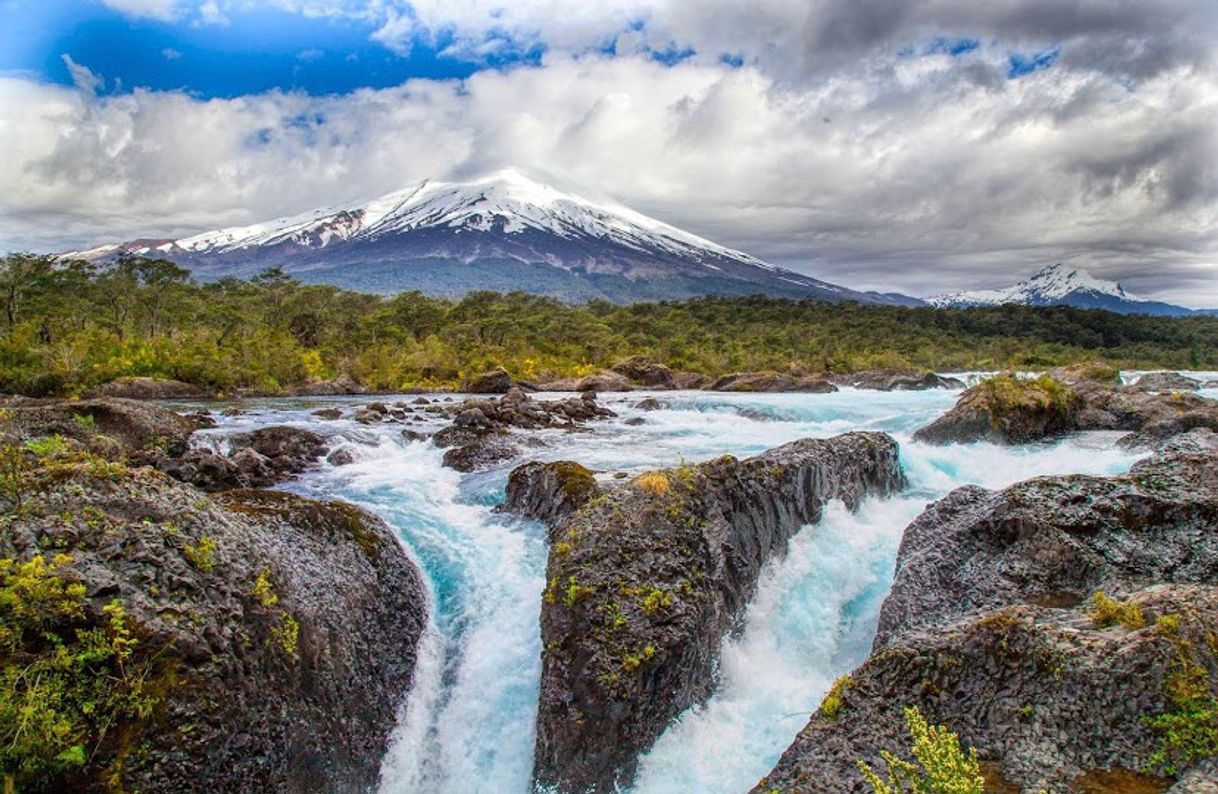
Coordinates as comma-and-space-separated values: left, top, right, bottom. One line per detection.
68, 169, 918, 305
928, 264, 1196, 316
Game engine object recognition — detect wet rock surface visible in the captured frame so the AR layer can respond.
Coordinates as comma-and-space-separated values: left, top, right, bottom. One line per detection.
757, 436, 1218, 794
2, 463, 427, 793
505, 432, 905, 793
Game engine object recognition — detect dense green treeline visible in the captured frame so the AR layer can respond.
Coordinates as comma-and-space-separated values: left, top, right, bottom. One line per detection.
2, 252, 1216, 396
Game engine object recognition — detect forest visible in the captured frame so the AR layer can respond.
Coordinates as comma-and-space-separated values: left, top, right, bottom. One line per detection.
2, 252, 1216, 396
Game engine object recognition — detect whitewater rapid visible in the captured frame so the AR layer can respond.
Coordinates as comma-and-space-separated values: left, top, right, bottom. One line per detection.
193, 387, 1157, 794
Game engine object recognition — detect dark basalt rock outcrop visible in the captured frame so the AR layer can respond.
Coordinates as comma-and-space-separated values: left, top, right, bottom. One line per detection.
710, 371, 838, 393
914, 373, 1218, 446
877, 429, 1218, 647
3, 465, 426, 793
756, 586, 1213, 794
505, 432, 905, 792
757, 434, 1218, 793
85, 376, 212, 400
830, 369, 964, 391
496, 460, 599, 532
610, 357, 675, 388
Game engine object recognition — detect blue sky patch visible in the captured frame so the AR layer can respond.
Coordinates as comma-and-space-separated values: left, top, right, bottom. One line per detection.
925, 37, 980, 57
0, 0, 542, 97
1008, 45, 1061, 78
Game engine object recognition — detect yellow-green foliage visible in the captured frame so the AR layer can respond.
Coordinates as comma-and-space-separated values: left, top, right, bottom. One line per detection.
821, 674, 852, 720
857, 706, 985, 794
563, 576, 596, 609
1089, 591, 1146, 629
273, 613, 300, 656
1145, 614, 1218, 775
977, 373, 1075, 419
640, 587, 672, 614
634, 471, 671, 496
251, 568, 279, 607
0, 555, 160, 789
182, 535, 218, 573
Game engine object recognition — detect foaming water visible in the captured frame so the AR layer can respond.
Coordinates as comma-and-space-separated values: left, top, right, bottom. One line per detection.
193, 387, 1155, 794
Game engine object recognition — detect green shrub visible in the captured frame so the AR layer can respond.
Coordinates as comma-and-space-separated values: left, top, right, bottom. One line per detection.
857, 706, 985, 794
0, 555, 161, 790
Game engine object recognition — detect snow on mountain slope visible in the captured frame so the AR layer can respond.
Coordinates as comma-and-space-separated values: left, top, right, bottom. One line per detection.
928, 264, 1195, 316
65, 169, 918, 305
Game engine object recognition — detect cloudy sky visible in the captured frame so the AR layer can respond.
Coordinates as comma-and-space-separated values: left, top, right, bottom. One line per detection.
1, 0, 1216, 304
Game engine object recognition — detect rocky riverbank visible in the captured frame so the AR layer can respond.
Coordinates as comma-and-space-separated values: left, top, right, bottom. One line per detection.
0, 397, 427, 793
500, 432, 906, 793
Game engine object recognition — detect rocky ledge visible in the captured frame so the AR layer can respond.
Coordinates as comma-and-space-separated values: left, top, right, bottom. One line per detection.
1, 452, 426, 792
501, 432, 905, 792
756, 430, 1218, 793
914, 371, 1218, 446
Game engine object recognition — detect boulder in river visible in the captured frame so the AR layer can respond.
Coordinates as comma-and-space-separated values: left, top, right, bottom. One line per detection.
912, 373, 1080, 444
505, 432, 905, 792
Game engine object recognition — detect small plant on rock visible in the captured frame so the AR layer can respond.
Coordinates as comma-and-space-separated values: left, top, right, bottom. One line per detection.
857, 706, 984, 794
1089, 591, 1145, 630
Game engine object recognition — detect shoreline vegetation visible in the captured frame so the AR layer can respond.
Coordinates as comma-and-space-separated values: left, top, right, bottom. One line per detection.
3, 253, 1217, 399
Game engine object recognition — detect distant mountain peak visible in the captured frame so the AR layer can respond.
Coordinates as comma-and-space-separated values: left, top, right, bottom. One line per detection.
928, 263, 1196, 316
63, 170, 921, 306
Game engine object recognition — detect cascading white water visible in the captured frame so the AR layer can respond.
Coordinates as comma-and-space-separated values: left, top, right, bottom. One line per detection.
195, 387, 1150, 794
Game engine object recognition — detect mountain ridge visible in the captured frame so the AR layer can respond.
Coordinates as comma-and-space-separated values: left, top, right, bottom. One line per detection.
65, 169, 920, 306
928, 263, 1202, 316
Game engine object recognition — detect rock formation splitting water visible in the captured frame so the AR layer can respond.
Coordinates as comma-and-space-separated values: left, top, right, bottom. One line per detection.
502, 431, 906, 792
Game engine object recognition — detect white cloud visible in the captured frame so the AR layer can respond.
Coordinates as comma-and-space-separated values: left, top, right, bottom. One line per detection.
162, 48, 183, 60
100, 0, 180, 21
60, 54, 102, 94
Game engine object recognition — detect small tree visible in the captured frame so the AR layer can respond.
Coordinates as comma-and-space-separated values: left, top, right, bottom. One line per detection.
857, 706, 985, 794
